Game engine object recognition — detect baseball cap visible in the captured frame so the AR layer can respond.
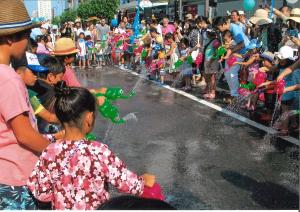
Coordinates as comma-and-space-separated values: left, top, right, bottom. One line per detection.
275, 46, 297, 61
11, 52, 49, 72
238, 10, 245, 15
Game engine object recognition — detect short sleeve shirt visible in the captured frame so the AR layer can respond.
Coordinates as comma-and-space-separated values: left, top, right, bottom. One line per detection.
230, 23, 250, 54
0, 64, 38, 186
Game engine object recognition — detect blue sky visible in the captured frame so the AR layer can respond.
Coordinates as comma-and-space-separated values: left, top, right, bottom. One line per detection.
24, 0, 66, 17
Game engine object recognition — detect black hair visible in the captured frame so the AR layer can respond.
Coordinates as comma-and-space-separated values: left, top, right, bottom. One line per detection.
86, 35, 92, 40
212, 16, 228, 28
55, 53, 77, 65
98, 195, 176, 210
222, 30, 232, 38
196, 16, 210, 25
79, 32, 85, 37
26, 38, 38, 53
0, 29, 31, 44
150, 27, 158, 34
54, 81, 97, 129
277, 58, 295, 69
165, 32, 174, 40
39, 56, 66, 79
180, 37, 189, 47
231, 10, 239, 15
36, 35, 48, 43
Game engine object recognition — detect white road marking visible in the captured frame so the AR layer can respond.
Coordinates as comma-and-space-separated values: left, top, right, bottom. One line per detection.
125, 69, 299, 146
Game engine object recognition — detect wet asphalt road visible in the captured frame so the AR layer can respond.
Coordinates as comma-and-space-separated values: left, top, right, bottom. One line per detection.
76, 67, 299, 210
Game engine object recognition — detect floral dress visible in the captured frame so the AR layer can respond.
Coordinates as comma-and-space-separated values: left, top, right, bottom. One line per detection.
27, 139, 144, 210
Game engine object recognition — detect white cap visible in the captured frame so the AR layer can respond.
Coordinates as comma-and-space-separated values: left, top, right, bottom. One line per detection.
52, 25, 58, 30
275, 46, 297, 61
238, 10, 245, 15
41, 23, 50, 29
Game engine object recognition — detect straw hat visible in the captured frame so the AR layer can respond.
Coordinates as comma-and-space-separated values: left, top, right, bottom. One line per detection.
185, 13, 193, 20
287, 8, 300, 23
249, 9, 272, 26
53, 38, 79, 56
0, 0, 41, 36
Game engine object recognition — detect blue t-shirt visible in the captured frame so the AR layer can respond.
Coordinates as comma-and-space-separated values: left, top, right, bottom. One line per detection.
280, 68, 300, 101
230, 23, 250, 55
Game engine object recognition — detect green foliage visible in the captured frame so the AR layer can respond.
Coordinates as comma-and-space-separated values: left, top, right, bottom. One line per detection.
59, 9, 77, 24
52, 16, 61, 26
77, 0, 119, 20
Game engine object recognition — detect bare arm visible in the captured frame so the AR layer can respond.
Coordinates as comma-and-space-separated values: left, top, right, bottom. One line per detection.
284, 84, 300, 93
231, 41, 245, 53
277, 59, 300, 81
9, 113, 50, 153
37, 109, 59, 124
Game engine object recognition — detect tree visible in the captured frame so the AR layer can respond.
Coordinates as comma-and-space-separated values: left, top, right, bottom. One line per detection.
52, 16, 61, 26
60, 9, 77, 24
77, 0, 119, 20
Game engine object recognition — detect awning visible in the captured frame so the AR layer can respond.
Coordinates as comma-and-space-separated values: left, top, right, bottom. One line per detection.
119, 0, 168, 10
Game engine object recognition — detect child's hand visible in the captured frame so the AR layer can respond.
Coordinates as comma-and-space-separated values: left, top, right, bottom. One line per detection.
142, 173, 156, 187
234, 61, 241, 65
53, 130, 65, 141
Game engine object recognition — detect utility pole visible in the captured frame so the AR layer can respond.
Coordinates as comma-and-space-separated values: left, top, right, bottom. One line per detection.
205, 0, 209, 17
179, 0, 182, 20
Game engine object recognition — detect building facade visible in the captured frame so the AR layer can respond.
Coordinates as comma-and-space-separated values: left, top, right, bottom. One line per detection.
118, 0, 300, 21
38, 0, 52, 20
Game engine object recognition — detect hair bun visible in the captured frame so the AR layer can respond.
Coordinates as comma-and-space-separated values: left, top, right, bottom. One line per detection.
55, 80, 71, 97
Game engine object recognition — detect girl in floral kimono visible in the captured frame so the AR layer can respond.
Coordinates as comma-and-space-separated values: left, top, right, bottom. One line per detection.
27, 81, 154, 210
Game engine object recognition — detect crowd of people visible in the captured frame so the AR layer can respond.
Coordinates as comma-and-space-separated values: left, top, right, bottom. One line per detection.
0, 0, 299, 210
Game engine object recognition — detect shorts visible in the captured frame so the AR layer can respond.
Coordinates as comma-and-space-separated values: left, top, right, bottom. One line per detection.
87, 52, 94, 60
78, 55, 86, 61
96, 54, 103, 62
204, 60, 219, 74
0, 184, 36, 210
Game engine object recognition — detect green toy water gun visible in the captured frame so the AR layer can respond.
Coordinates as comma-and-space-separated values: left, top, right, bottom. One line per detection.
98, 98, 125, 124
141, 49, 148, 60
116, 40, 123, 48
95, 87, 135, 101
86, 133, 97, 141
174, 59, 184, 69
240, 82, 256, 91
212, 46, 227, 60
186, 55, 194, 65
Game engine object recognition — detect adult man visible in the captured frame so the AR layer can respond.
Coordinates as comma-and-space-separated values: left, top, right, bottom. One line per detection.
161, 17, 175, 36
238, 10, 250, 34
96, 18, 110, 41
213, 16, 250, 102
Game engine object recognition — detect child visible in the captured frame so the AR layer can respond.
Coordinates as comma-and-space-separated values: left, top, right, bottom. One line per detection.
85, 35, 94, 68
28, 81, 154, 210
29, 56, 65, 133
11, 52, 59, 126
164, 32, 179, 80
53, 37, 81, 87
235, 39, 261, 84
95, 40, 104, 67
0, 1, 51, 209
36, 35, 50, 55
178, 38, 193, 91
203, 29, 220, 99
77, 32, 87, 69
245, 51, 275, 111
